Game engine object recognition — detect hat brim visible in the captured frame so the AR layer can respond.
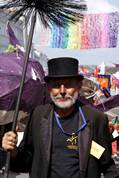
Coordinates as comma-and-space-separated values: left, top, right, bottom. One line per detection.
44, 74, 84, 82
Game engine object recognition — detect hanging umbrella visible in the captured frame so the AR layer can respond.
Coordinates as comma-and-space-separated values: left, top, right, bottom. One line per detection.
0, 52, 49, 124
0, 23, 50, 124
96, 94, 119, 112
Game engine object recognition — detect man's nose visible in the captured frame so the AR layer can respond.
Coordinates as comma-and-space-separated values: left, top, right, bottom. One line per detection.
60, 84, 66, 97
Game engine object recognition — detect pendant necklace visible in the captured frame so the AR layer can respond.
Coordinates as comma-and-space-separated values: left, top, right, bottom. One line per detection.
54, 107, 87, 150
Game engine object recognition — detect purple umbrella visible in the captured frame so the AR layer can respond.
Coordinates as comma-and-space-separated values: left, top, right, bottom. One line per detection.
113, 63, 119, 68
0, 52, 48, 114
95, 94, 119, 112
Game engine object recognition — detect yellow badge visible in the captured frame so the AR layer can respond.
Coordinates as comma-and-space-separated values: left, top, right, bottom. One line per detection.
90, 141, 105, 159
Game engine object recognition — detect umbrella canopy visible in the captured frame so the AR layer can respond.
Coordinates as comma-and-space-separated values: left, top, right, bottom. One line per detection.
96, 94, 119, 112
0, 52, 48, 115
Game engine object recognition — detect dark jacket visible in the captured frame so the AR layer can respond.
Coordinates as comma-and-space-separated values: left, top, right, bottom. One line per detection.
10, 102, 119, 178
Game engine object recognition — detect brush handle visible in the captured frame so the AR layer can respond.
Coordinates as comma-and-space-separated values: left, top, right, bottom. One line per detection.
3, 10, 37, 178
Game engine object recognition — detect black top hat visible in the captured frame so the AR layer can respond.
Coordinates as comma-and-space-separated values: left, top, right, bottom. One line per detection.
44, 57, 84, 82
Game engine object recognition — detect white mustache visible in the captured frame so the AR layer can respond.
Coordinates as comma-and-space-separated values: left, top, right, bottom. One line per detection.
54, 95, 73, 100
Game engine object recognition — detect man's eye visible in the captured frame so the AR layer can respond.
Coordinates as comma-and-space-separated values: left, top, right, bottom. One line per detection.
54, 84, 61, 88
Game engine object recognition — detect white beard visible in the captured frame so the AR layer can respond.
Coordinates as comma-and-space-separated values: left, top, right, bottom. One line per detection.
50, 91, 79, 109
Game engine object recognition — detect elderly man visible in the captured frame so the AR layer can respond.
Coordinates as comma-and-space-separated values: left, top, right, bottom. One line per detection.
2, 57, 119, 178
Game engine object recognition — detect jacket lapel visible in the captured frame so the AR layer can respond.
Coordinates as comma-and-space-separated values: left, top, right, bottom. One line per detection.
46, 108, 54, 163
78, 106, 93, 172
38, 105, 54, 164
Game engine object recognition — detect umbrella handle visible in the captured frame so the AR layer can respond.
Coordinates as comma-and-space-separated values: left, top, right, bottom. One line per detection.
3, 10, 37, 178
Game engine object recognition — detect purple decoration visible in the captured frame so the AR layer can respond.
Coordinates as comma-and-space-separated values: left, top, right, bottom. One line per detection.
0, 23, 50, 114
96, 94, 119, 112
113, 63, 119, 68
0, 52, 49, 113
79, 94, 119, 113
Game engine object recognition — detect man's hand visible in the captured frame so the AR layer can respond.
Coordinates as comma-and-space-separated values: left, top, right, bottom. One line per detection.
2, 131, 18, 151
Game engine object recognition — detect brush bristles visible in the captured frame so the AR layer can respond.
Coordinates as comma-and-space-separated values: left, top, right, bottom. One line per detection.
0, 0, 87, 27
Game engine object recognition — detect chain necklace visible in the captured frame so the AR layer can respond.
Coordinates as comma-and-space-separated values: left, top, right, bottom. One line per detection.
54, 107, 87, 150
